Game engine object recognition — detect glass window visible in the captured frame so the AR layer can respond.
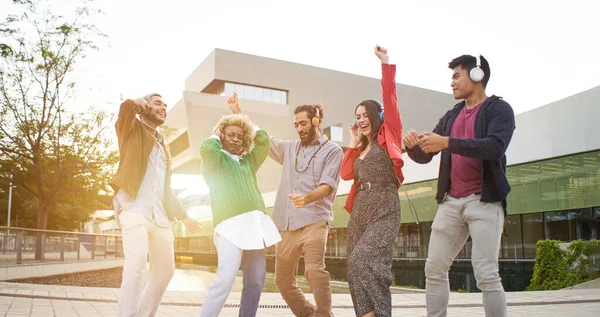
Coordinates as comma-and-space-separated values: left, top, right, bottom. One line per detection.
395, 227, 405, 258
247, 85, 257, 100
419, 222, 432, 258
584, 152, 600, 206
558, 176, 586, 210
539, 160, 560, 184
272, 90, 282, 104
263, 89, 272, 103
540, 179, 558, 211
405, 224, 419, 258
254, 87, 263, 101
336, 228, 348, 257
568, 209, 587, 240
458, 237, 472, 259
506, 165, 521, 186
501, 214, 523, 259
220, 82, 287, 105
520, 163, 540, 184
522, 213, 544, 258
570, 155, 587, 176
588, 207, 600, 240
233, 84, 244, 98
522, 182, 542, 213
223, 83, 234, 96
544, 211, 570, 241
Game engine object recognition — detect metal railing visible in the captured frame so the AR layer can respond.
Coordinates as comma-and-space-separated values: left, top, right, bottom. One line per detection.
0, 226, 123, 266
174, 235, 542, 263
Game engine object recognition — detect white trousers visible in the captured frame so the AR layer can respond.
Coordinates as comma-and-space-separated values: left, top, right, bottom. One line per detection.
199, 233, 267, 317
118, 211, 175, 317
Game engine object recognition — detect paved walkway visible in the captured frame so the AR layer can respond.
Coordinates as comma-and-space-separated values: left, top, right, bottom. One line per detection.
0, 282, 599, 316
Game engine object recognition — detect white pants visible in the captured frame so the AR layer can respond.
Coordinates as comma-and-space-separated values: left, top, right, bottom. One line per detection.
425, 194, 506, 317
118, 211, 175, 317
199, 233, 266, 317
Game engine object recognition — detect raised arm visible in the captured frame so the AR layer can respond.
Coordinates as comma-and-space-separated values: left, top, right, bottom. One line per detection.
115, 99, 149, 148
199, 135, 225, 170
341, 121, 362, 180
225, 91, 290, 165
375, 45, 402, 140
246, 130, 271, 172
269, 137, 293, 165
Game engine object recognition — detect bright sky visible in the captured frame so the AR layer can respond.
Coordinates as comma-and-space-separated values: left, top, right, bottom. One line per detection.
3, 0, 598, 115
2, 0, 599, 198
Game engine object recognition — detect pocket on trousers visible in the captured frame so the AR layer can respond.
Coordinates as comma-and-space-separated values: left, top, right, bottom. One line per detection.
119, 211, 142, 231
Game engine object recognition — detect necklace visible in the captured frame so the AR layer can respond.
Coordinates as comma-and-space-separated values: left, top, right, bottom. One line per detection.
295, 140, 327, 173
140, 119, 165, 151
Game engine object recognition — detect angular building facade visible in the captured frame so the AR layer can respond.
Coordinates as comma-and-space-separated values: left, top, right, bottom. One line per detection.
167, 49, 600, 291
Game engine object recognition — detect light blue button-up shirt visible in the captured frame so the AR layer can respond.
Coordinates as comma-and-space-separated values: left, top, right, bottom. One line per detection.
268, 135, 343, 231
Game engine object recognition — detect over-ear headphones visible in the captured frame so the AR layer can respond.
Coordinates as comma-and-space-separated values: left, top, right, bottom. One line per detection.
372, 99, 385, 122
311, 106, 320, 127
470, 54, 485, 82
354, 99, 384, 126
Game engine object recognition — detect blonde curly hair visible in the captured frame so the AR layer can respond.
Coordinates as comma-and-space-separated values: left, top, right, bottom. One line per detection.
212, 114, 256, 153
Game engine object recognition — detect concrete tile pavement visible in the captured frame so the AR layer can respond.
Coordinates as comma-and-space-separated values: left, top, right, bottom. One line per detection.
0, 282, 598, 316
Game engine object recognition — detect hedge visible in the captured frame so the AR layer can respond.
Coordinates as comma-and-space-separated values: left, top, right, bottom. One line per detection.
527, 239, 600, 291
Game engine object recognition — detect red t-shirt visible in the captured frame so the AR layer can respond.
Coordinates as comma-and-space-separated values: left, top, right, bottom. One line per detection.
449, 100, 486, 198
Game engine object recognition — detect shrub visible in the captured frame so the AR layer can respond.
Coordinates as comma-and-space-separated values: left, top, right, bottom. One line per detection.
527, 239, 600, 291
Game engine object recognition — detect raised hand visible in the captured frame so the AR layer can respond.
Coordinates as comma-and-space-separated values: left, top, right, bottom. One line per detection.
374, 45, 389, 64
348, 123, 360, 148
133, 98, 151, 114
227, 92, 241, 114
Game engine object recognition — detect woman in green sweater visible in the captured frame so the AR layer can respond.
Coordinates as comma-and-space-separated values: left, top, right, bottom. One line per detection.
198, 93, 281, 317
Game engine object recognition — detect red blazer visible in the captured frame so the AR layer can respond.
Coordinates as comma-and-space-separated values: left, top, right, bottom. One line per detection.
341, 63, 405, 213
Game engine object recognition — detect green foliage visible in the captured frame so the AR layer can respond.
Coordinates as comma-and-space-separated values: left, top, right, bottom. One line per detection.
527, 239, 600, 291
0, 0, 115, 232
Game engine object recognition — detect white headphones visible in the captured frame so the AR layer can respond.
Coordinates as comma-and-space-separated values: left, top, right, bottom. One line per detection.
470, 54, 485, 82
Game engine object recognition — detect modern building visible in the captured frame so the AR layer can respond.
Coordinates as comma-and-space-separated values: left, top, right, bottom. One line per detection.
165, 49, 454, 191
166, 49, 600, 291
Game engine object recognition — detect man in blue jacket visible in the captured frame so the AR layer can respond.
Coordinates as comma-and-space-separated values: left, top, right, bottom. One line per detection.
403, 54, 515, 317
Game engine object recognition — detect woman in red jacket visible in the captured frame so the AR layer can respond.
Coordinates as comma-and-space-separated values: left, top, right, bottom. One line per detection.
341, 46, 404, 317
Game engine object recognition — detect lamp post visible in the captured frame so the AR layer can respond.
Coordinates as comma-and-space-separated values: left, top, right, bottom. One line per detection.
7, 173, 13, 234
3, 173, 14, 254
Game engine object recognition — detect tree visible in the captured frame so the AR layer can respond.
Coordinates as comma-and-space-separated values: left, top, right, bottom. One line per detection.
0, 0, 117, 259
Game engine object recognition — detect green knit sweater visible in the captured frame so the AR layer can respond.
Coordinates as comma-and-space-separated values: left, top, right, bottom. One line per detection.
199, 130, 270, 227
